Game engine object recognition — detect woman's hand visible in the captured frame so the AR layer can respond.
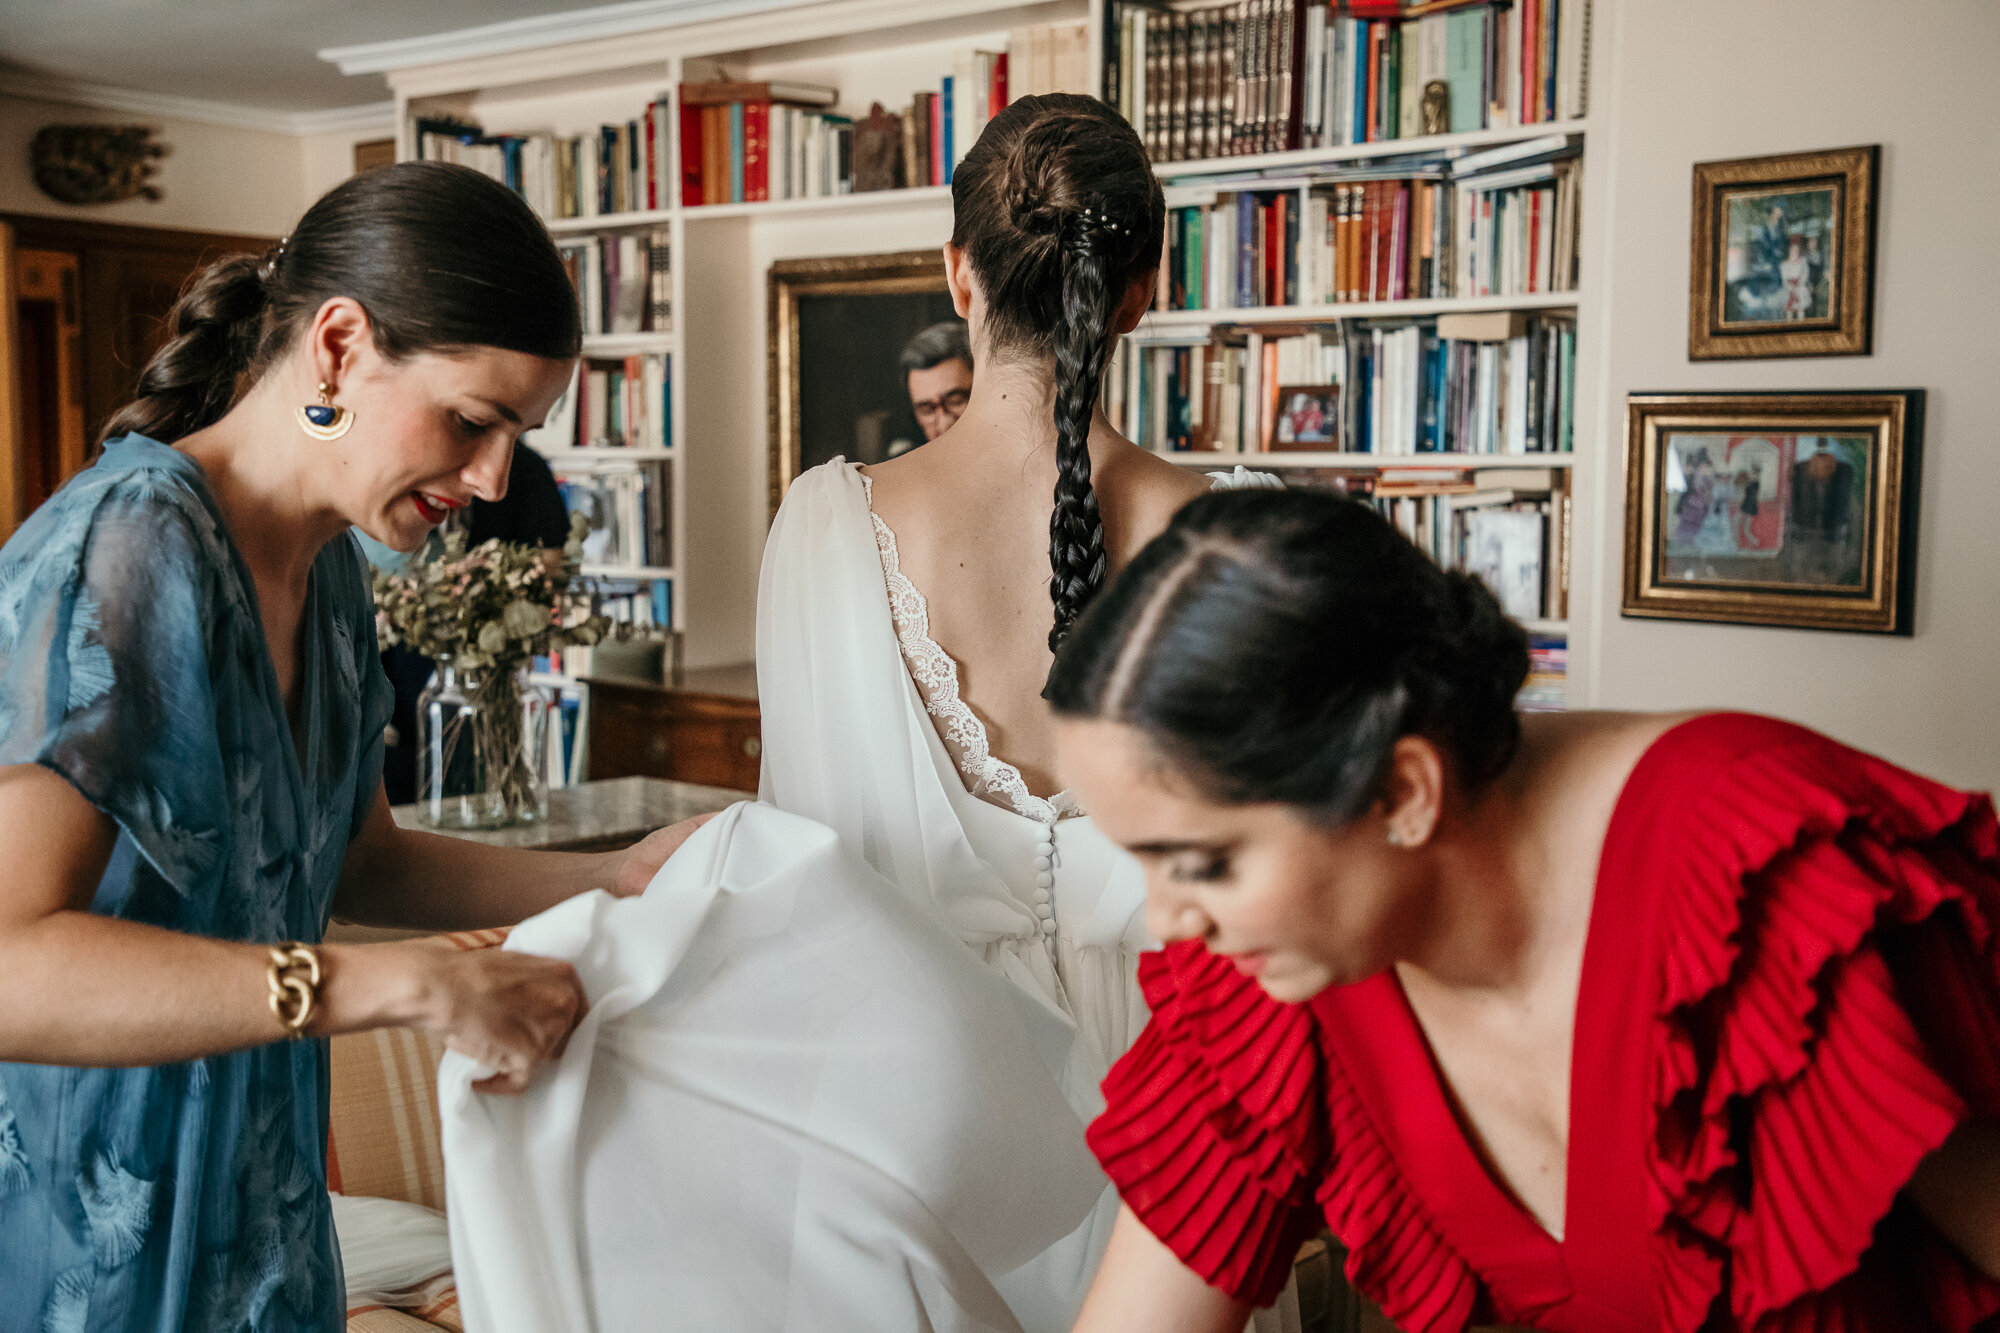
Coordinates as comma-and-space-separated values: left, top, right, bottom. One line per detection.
407, 945, 591, 1095
611, 812, 721, 898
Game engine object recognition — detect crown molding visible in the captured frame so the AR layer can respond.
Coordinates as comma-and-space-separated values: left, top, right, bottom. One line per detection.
319, 0, 803, 76
0, 71, 393, 137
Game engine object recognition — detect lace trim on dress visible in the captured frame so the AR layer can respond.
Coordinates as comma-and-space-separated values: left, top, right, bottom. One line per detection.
861, 472, 1078, 826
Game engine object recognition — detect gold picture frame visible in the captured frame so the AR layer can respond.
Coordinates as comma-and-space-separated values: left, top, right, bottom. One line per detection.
1622, 390, 1922, 634
766, 249, 950, 515
1688, 145, 1878, 360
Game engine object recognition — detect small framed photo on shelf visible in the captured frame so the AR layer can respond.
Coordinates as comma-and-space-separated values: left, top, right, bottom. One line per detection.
1622, 390, 1923, 635
1688, 145, 1878, 360
1270, 385, 1340, 450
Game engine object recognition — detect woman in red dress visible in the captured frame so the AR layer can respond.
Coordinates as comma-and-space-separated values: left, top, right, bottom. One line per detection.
1042, 488, 2000, 1332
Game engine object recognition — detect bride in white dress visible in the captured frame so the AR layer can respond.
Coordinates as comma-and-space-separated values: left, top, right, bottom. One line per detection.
440, 94, 1285, 1333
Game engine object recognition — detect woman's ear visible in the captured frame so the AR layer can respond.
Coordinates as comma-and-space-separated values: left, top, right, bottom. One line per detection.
1112, 270, 1155, 337
304, 296, 375, 393
1378, 735, 1445, 849
943, 242, 975, 319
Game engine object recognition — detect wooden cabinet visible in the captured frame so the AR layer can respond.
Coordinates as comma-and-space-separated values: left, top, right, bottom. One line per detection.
585, 672, 761, 794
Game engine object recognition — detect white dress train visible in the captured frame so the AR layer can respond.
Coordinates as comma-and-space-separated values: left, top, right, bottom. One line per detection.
441, 802, 1103, 1333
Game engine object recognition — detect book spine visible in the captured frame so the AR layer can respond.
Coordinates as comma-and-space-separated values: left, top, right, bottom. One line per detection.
940, 76, 955, 183
744, 101, 769, 202
1235, 191, 1256, 308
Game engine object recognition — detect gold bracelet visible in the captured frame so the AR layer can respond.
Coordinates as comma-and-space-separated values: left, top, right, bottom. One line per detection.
267, 942, 322, 1040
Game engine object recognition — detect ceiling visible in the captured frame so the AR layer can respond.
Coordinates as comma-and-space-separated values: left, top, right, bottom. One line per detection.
0, 0, 664, 116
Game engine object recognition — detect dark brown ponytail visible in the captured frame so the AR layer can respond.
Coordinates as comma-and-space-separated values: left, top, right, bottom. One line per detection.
100, 160, 582, 446
100, 254, 269, 445
949, 94, 1165, 652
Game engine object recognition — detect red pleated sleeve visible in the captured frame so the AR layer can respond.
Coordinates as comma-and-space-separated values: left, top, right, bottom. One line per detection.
1636, 716, 2000, 1331
1087, 940, 1331, 1307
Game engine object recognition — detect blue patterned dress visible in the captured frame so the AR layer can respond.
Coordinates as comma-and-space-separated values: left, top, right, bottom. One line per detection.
0, 435, 392, 1332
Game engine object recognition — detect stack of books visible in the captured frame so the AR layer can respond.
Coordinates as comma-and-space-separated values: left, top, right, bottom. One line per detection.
1518, 632, 1568, 711
413, 106, 673, 218
1156, 134, 1580, 310
552, 462, 672, 568
556, 230, 671, 336
1108, 0, 1590, 164
1284, 463, 1571, 622
1109, 308, 1575, 455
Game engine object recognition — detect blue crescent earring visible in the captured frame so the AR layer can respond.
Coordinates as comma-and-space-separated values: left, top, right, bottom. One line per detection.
298, 381, 353, 441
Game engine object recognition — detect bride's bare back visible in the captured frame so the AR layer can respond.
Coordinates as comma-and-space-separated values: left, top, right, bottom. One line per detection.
864, 392, 1203, 801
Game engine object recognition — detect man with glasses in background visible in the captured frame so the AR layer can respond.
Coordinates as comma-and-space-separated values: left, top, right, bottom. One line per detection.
900, 320, 974, 445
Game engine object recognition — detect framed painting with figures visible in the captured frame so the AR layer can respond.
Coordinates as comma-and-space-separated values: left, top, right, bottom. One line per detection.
1689, 145, 1877, 360
1622, 391, 1922, 634
767, 250, 954, 515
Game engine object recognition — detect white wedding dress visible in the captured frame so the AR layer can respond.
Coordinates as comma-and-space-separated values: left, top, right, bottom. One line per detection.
440, 457, 1287, 1333
757, 460, 1292, 1333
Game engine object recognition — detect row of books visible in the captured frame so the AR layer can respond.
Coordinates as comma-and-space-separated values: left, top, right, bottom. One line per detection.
1281, 462, 1572, 624
676, 21, 1088, 205
1519, 633, 1567, 712
530, 355, 672, 453
1108, 0, 1590, 164
413, 107, 673, 220
1157, 139, 1580, 310
1109, 310, 1575, 455
557, 231, 670, 336
553, 462, 672, 569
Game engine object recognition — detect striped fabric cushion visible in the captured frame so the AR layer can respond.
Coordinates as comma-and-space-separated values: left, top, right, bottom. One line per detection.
328, 1026, 450, 1210
325, 928, 511, 1207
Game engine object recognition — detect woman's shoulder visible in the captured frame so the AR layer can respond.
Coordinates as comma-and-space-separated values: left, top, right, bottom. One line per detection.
0, 436, 222, 590
1094, 443, 1208, 564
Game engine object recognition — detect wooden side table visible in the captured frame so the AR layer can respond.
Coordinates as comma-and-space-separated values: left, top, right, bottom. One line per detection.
584, 663, 761, 794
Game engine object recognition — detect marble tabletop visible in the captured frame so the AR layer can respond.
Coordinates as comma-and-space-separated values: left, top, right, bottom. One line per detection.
390, 775, 745, 853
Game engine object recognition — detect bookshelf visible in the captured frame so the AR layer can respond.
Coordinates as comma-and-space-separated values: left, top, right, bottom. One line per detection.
373, 0, 1599, 712
1163, 451, 1576, 469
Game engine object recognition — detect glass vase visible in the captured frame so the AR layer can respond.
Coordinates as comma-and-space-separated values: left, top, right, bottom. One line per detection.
415, 657, 552, 829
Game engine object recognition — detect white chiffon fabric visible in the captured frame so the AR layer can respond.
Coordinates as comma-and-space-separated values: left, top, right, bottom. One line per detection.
441, 457, 1294, 1333
440, 801, 1103, 1333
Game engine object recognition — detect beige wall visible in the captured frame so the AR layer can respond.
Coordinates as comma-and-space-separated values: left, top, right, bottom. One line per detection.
0, 92, 307, 237
301, 125, 392, 205
1579, 0, 2000, 788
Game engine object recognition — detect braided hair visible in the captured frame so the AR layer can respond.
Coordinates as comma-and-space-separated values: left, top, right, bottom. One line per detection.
949, 94, 1165, 653
1046, 489, 1531, 823
100, 161, 582, 446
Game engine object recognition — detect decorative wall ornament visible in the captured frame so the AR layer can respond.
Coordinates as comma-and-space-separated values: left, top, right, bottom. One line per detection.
30, 124, 169, 205
1420, 81, 1450, 137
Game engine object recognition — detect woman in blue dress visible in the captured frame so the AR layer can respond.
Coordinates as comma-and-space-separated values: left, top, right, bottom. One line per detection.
0, 162, 702, 1331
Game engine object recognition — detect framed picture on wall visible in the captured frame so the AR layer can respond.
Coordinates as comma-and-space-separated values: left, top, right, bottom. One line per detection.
1622, 390, 1923, 634
1688, 145, 1878, 360
766, 250, 955, 515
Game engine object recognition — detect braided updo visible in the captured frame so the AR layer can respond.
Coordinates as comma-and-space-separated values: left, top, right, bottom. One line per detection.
1045, 489, 1531, 823
100, 161, 582, 446
949, 93, 1166, 653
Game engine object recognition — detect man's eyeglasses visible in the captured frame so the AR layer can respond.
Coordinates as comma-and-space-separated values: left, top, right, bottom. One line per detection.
912, 389, 970, 425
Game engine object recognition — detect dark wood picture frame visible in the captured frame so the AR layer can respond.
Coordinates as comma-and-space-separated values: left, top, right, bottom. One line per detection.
1688, 145, 1878, 360
765, 249, 949, 515
1622, 390, 1922, 634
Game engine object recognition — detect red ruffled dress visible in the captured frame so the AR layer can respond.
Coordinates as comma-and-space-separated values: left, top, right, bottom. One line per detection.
1089, 714, 2000, 1331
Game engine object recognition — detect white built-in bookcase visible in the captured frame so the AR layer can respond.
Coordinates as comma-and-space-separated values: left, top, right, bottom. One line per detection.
379, 0, 1601, 682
